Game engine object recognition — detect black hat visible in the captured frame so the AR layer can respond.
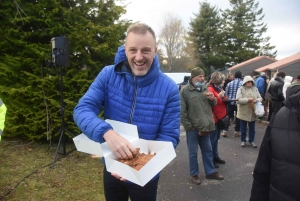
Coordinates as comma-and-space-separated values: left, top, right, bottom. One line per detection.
235, 71, 242, 79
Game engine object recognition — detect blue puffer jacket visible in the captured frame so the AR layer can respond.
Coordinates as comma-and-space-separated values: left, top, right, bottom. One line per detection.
74, 45, 180, 148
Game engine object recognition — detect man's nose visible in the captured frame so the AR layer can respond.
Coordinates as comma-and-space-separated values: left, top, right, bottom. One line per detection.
135, 51, 143, 61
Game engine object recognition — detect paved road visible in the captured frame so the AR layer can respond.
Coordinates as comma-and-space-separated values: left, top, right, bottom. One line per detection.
157, 122, 268, 201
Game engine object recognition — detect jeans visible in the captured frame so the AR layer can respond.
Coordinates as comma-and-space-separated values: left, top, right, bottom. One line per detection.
227, 104, 240, 132
240, 120, 256, 143
103, 167, 159, 201
210, 123, 220, 159
186, 129, 215, 176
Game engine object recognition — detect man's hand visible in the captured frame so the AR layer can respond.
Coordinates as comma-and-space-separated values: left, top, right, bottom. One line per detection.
103, 130, 137, 159
204, 92, 215, 101
111, 173, 127, 182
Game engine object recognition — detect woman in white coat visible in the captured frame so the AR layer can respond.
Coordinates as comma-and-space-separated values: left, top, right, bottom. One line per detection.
236, 76, 262, 148
283, 76, 293, 99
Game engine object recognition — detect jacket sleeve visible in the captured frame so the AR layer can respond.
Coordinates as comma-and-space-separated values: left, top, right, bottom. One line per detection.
277, 83, 285, 101
180, 89, 192, 131
255, 88, 263, 102
73, 66, 113, 143
250, 123, 273, 200
157, 84, 180, 149
236, 88, 248, 104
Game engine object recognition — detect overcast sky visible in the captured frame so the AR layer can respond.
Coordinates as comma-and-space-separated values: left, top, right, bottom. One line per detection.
119, 0, 300, 60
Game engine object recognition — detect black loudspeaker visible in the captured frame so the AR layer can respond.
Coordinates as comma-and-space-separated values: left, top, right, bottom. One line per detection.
51, 36, 70, 67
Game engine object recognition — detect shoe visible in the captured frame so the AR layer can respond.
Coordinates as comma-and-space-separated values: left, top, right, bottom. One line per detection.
191, 175, 201, 185
250, 142, 257, 148
241, 141, 246, 147
221, 131, 227, 137
206, 172, 224, 180
233, 131, 241, 137
214, 157, 226, 164
214, 162, 219, 168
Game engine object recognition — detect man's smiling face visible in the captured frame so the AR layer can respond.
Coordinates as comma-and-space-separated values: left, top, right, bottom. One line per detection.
125, 31, 157, 76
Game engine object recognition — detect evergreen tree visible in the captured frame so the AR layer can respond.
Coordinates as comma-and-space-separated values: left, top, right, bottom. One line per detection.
221, 0, 277, 65
189, 2, 225, 74
0, 0, 130, 141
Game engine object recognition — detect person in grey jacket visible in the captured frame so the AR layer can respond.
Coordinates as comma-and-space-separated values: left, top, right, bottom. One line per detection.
236, 76, 262, 148
180, 67, 224, 185
268, 71, 286, 115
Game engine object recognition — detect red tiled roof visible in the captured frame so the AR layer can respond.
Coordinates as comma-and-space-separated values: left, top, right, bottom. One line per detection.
255, 52, 300, 72
228, 56, 277, 71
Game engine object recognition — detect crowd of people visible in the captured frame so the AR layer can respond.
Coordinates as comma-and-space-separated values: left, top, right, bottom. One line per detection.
67, 22, 300, 200
1, 22, 299, 201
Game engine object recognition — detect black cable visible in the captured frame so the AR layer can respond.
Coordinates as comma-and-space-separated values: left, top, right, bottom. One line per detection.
1, 162, 53, 199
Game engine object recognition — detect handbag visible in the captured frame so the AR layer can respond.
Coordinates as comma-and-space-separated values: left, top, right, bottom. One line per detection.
213, 110, 230, 130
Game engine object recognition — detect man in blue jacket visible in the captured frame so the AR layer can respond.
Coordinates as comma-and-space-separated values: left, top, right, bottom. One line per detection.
74, 23, 180, 201
255, 72, 268, 116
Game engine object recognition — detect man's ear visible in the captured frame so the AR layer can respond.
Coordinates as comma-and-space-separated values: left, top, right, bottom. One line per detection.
154, 46, 158, 58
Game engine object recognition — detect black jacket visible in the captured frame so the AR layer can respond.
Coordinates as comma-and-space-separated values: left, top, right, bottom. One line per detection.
250, 92, 300, 201
268, 77, 285, 102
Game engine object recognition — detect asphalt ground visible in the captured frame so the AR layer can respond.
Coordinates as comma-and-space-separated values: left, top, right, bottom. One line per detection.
156, 121, 269, 201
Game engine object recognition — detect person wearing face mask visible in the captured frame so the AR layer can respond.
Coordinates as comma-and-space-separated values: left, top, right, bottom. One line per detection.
207, 72, 227, 168
74, 23, 180, 201
180, 67, 225, 185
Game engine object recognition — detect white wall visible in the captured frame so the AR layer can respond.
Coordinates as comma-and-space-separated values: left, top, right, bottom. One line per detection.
164, 73, 191, 84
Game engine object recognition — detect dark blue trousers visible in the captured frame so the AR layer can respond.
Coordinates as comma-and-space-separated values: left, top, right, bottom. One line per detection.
103, 167, 159, 201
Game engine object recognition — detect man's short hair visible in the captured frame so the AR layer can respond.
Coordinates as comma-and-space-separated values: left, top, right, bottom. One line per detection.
126, 23, 156, 44
276, 71, 286, 79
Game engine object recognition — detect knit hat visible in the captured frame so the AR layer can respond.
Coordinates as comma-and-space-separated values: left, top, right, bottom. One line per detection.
234, 71, 242, 79
191, 67, 205, 78
210, 72, 224, 85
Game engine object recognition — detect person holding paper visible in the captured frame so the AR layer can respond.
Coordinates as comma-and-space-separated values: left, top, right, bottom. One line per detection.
180, 67, 225, 185
74, 23, 180, 201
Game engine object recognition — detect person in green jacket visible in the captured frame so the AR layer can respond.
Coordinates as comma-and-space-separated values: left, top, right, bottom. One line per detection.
180, 67, 224, 185
0, 98, 7, 141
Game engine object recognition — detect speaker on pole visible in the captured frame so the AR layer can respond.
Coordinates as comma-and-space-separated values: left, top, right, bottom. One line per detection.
51, 36, 70, 67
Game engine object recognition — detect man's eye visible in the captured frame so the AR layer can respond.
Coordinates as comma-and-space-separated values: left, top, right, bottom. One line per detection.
142, 49, 151, 53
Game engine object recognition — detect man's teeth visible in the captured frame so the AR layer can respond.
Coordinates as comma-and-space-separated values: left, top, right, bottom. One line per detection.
134, 62, 145, 66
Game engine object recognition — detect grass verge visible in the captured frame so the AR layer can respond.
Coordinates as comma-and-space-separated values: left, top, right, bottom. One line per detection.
0, 140, 104, 201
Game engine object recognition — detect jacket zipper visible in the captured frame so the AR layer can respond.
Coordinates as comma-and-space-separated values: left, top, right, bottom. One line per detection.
129, 76, 138, 124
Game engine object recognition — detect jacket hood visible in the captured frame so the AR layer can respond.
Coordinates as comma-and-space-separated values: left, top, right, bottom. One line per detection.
283, 92, 300, 117
284, 76, 293, 84
114, 45, 127, 64
113, 45, 160, 88
290, 80, 300, 88
242, 75, 255, 86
